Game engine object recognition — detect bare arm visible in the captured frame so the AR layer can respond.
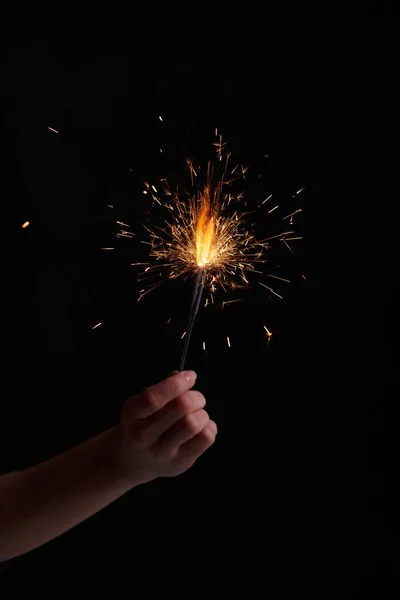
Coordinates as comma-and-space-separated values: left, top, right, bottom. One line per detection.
0, 371, 217, 563
0, 425, 133, 562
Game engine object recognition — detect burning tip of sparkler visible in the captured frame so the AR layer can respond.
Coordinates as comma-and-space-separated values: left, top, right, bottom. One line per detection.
22, 221, 30, 229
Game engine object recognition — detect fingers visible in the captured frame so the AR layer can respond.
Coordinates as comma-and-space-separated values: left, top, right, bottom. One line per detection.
143, 390, 206, 442
158, 406, 210, 451
176, 420, 218, 462
124, 371, 197, 419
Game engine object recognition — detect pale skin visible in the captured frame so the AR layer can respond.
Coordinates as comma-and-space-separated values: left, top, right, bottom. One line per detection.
0, 370, 217, 563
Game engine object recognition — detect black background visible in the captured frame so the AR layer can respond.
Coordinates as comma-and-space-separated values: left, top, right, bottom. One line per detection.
0, 4, 395, 594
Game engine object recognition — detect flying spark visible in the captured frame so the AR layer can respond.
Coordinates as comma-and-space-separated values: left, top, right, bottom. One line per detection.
263, 324, 273, 344
21, 221, 30, 229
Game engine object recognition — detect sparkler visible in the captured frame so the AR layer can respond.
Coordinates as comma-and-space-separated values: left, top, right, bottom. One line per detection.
125, 131, 303, 368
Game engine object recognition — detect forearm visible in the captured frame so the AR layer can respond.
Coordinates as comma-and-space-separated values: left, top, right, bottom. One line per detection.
0, 425, 136, 562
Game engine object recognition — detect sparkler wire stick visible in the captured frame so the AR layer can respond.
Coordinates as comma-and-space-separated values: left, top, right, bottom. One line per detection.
180, 268, 206, 370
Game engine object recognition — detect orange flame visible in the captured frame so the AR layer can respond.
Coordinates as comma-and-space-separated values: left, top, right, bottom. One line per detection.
196, 188, 215, 267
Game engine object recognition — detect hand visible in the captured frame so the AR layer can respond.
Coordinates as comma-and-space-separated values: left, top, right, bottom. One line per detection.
113, 371, 217, 486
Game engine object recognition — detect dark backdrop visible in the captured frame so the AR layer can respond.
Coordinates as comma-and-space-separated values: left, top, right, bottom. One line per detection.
0, 5, 395, 594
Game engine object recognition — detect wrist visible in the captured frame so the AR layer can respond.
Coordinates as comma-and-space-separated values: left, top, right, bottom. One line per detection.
106, 425, 143, 489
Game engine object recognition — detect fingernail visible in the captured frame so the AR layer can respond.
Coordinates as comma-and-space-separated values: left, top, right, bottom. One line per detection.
182, 370, 196, 383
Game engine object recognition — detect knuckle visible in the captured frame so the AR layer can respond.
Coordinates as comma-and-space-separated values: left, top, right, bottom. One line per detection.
175, 393, 193, 414
133, 423, 150, 445
192, 391, 206, 408
209, 420, 218, 435
170, 376, 185, 398
184, 410, 208, 434
175, 391, 205, 415
141, 389, 160, 412
183, 413, 201, 435
165, 375, 181, 398
201, 424, 216, 445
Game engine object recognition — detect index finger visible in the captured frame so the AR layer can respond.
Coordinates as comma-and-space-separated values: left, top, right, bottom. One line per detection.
127, 370, 197, 419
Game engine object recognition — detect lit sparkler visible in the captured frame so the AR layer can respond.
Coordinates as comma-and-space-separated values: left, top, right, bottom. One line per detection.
126, 132, 303, 369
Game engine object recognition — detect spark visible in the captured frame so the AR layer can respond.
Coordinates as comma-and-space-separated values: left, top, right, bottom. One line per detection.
159, 116, 163, 121
167, 317, 172, 323
115, 231, 135, 239
100, 247, 114, 250
92, 322, 102, 330
227, 336, 231, 347
283, 209, 302, 221
262, 194, 273, 205
48, 127, 58, 134
21, 221, 30, 229
263, 324, 273, 344
259, 282, 283, 299
217, 299, 244, 309
181, 331, 187, 339
107, 205, 114, 208
203, 341, 206, 351
268, 273, 291, 283
296, 186, 305, 194
268, 205, 279, 214
281, 239, 295, 255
